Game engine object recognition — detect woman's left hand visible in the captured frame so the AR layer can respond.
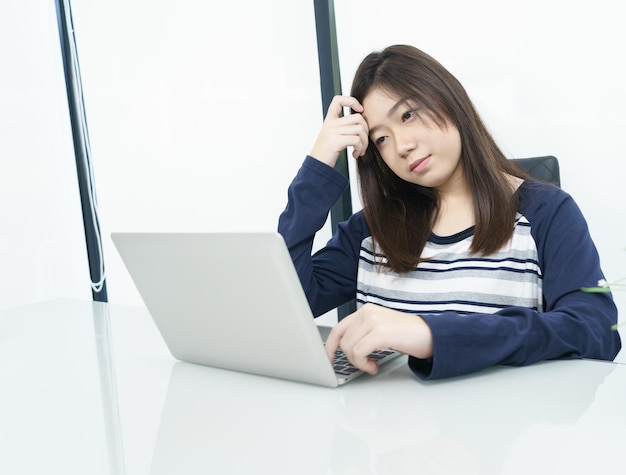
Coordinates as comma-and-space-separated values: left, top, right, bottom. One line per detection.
324, 303, 434, 375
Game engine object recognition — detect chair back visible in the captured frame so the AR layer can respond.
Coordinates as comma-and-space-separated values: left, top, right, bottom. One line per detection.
511, 156, 560, 187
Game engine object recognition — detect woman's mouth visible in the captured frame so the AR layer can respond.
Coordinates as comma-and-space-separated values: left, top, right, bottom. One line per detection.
409, 155, 431, 173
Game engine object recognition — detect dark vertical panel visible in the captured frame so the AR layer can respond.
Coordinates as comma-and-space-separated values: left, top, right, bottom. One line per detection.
313, 0, 356, 318
55, 0, 108, 302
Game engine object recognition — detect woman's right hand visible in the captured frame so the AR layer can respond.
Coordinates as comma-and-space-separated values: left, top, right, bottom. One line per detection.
309, 95, 369, 168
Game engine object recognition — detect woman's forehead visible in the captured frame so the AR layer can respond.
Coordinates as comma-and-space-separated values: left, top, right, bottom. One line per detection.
361, 90, 403, 131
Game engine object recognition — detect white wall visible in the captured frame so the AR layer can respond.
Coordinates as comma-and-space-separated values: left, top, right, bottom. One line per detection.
0, 0, 91, 310
68, 0, 329, 307
2, 1, 624, 356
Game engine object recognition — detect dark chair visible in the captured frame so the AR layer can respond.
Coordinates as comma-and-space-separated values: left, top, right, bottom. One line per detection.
511, 155, 560, 188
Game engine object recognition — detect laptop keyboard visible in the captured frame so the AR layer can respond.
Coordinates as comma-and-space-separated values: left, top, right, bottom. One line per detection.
333, 348, 399, 376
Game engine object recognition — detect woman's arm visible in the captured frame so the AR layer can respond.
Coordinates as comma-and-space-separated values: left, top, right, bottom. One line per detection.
412, 185, 621, 380
278, 95, 370, 316
278, 156, 369, 316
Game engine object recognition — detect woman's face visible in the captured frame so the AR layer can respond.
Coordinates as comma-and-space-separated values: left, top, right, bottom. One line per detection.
362, 88, 464, 193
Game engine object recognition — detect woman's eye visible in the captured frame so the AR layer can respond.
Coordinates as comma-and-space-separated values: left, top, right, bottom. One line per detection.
375, 136, 387, 146
402, 110, 416, 122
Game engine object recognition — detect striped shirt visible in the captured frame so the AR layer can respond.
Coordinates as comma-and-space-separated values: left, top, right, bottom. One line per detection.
356, 214, 543, 315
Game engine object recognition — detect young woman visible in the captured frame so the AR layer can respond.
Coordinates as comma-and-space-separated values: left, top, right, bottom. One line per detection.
278, 44, 621, 380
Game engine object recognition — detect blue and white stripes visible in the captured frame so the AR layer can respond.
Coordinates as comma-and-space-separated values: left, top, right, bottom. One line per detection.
356, 214, 543, 316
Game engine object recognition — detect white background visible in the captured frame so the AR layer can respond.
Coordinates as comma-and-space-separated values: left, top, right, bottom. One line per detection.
1, 1, 624, 360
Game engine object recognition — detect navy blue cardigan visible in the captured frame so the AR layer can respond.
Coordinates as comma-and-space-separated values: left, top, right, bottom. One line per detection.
278, 156, 621, 380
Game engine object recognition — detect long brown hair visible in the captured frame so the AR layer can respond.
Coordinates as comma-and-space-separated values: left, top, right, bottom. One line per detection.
351, 45, 525, 273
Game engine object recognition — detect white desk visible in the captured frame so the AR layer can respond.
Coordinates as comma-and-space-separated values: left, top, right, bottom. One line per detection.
1, 299, 624, 474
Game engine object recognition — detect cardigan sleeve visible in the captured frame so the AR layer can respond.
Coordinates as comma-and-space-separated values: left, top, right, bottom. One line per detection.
410, 183, 622, 380
277, 156, 369, 317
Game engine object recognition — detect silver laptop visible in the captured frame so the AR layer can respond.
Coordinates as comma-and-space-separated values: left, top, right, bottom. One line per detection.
111, 232, 402, 387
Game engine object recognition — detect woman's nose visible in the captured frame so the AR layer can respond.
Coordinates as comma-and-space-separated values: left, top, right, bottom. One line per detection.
395, 131, 417, 158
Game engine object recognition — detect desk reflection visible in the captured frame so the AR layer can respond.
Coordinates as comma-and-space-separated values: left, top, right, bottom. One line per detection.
92, 302, 126, 475
148, 357, 615, 475
0, 299, 127, 475
1, 300, 622, 475
332, 360, 615, 474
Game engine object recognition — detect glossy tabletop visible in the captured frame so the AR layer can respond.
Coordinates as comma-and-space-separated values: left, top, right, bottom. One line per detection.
1, 299, 624, 474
